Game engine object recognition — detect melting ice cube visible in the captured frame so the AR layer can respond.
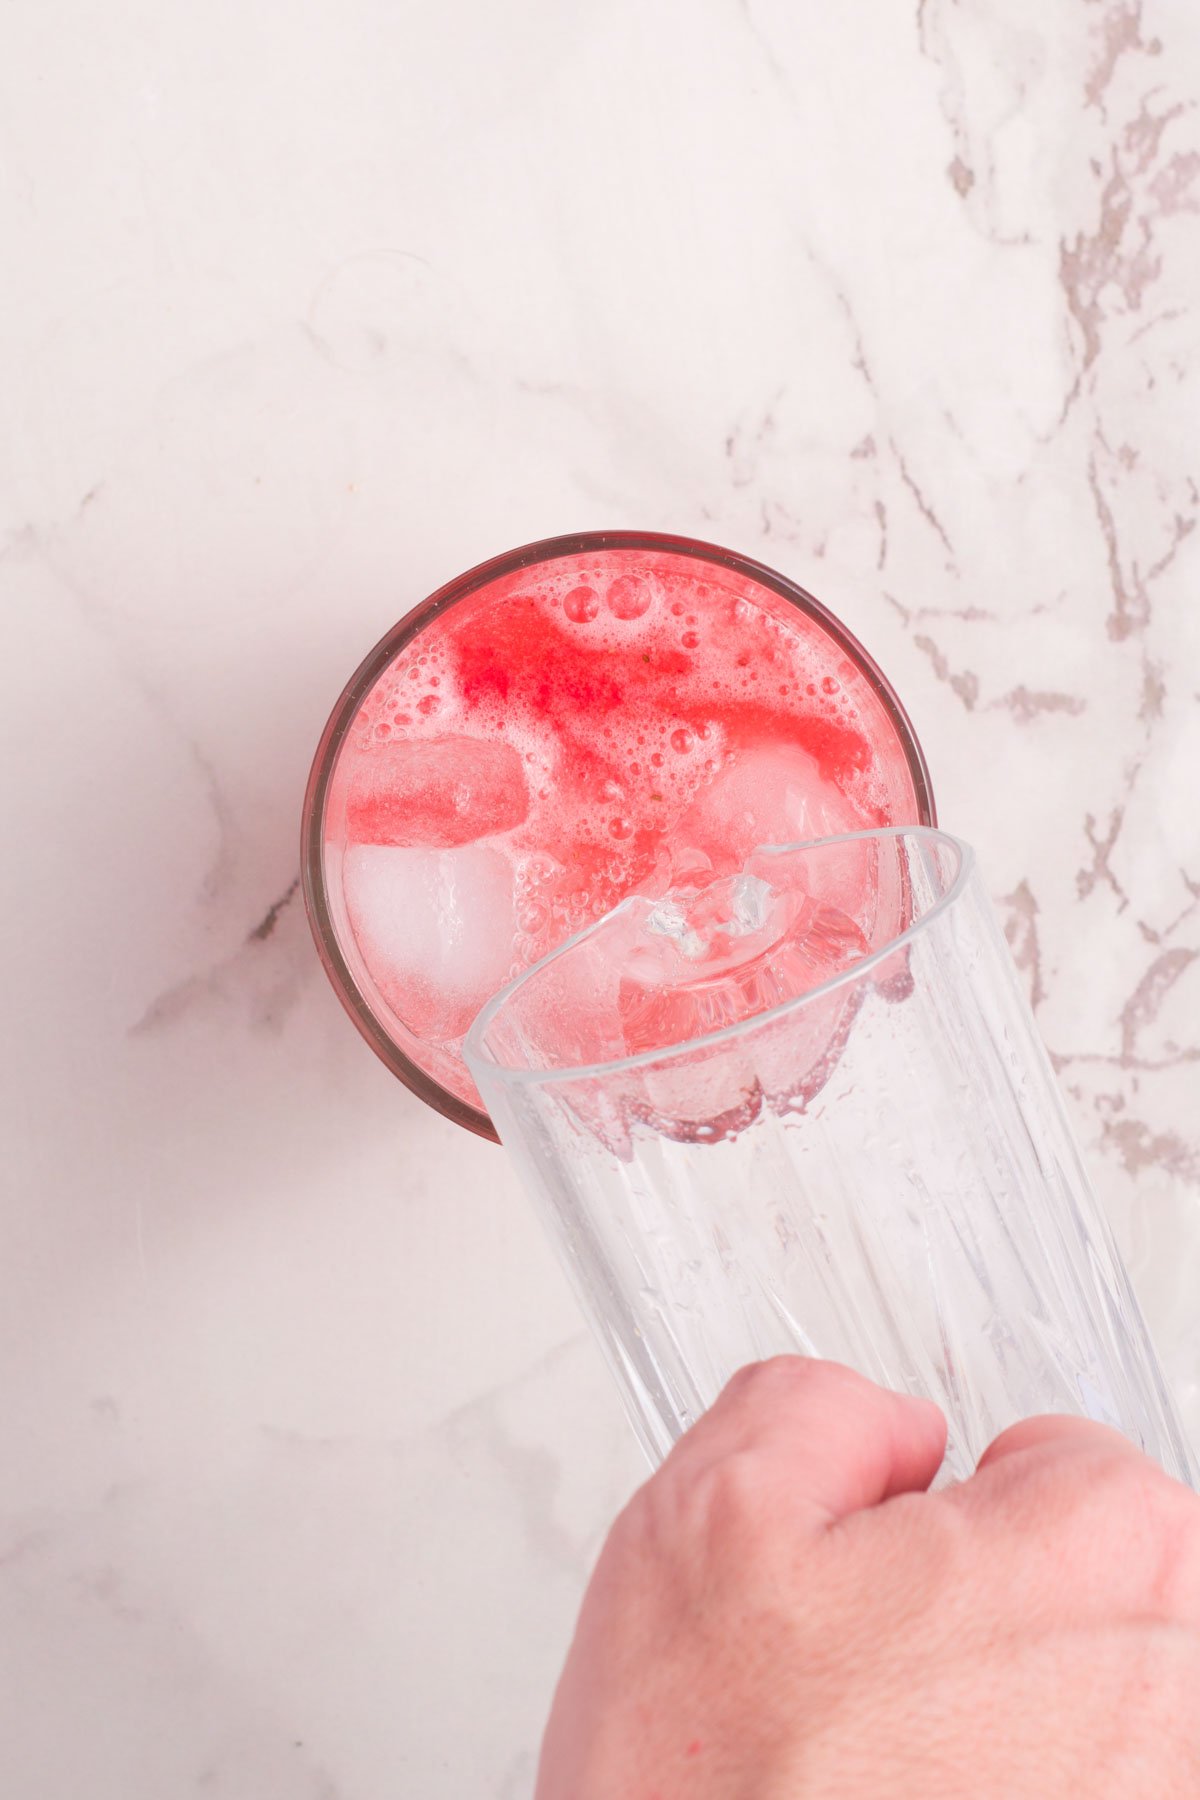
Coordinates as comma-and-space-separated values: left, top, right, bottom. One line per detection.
676, 740, 866, 874
469, 838, 904, 1148
617, 865, 871, 1061
645, 874, 774, 961
343, 735, 529, 848
343, 842, 517, 1040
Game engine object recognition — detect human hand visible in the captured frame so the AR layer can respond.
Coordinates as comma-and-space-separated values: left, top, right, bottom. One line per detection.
537, 1359, 1200, 1798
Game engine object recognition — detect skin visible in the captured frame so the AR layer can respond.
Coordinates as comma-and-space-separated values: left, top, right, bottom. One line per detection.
536, 1359, 1200, 1799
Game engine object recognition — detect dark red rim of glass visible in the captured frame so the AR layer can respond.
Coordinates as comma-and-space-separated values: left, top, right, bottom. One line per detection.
301, 529, 936, 1142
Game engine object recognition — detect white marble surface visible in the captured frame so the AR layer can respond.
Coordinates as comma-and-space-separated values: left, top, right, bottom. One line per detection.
3, 1, 1199, 1793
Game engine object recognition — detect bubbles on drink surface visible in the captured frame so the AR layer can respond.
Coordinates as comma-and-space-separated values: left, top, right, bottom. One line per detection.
605, 574, 652, 619
563, 586, 599, 623
327, 553, 919, 1108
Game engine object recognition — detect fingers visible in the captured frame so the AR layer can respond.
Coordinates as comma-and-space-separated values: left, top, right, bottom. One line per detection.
976, 1413, 1149, 1474
963, 1412, 1200, 1627
671, 1357, 947, 1528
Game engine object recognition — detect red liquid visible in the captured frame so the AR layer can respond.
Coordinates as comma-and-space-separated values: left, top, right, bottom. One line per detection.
325, 548, 924, 1110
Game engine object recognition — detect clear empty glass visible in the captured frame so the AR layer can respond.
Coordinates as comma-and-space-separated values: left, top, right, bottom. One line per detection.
466, 829, 1196, 1486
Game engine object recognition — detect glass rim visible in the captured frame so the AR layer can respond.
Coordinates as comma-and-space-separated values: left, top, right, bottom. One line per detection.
465, 826, 972, 1089
301, 529, 937, 1140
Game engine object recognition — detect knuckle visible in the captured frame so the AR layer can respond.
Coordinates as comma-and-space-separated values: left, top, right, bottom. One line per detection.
607, 1477, 683, 1584
723, 1355, 864, 1409
1055, 1454, 1200, 1618
1060, 1447, 1181, 1537
725, 1354, 806, 1396
604, 1482, 653, 1559
1088, 1448, 1183, 1518
683, 1450, 766, 1547
642, 1448, 773, 1578
1131, 1475, 1200, 1618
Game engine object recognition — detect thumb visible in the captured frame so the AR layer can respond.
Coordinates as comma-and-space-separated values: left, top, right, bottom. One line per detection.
668, 1357, 947, 1527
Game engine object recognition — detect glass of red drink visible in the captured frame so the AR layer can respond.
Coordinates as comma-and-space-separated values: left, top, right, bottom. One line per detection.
301, 531, 934, 1137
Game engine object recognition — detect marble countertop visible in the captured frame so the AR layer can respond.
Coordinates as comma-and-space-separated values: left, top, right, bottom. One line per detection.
3, 2, 1199, 1793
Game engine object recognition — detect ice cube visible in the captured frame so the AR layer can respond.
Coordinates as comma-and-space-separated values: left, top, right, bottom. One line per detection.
672, 740, 880, 938
343, 842, 517, 1040
677, 740, 865, 874
645, 874, 774, 961
616, 865, 872, 1061
470, 843, 889, 1150
344, 734, 529, 848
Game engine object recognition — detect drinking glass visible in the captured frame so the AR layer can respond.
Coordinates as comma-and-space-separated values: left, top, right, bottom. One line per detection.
466, 828, 1197, 1485
300, 531, 933, 1137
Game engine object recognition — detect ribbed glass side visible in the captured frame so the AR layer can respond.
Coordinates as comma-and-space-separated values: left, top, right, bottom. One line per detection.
471, 833, 1196, 1487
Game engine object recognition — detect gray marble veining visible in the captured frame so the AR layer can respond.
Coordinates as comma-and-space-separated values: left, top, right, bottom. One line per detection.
1, 1, 1198, 1793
